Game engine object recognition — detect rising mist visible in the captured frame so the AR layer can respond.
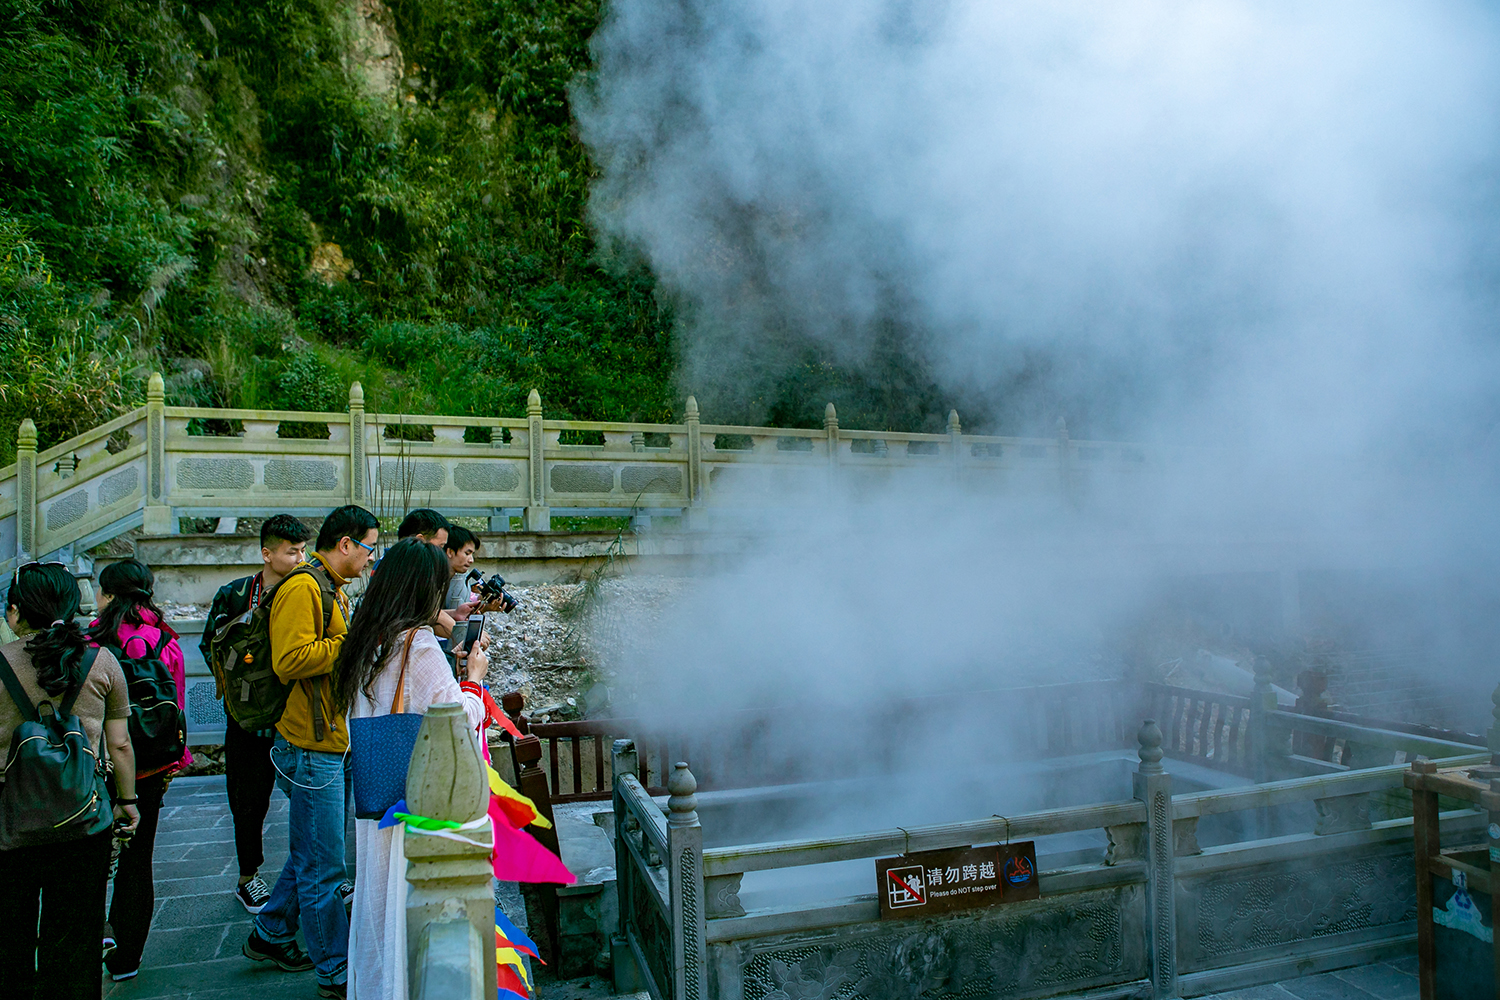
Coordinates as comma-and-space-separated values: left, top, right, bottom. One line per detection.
574, 1, 1500, 790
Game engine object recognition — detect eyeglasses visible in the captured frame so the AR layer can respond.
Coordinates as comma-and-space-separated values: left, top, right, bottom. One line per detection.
350, 538, 377, 555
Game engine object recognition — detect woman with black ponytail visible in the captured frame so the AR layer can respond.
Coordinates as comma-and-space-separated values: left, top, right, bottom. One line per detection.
88, 558, 189, 983
0, 562, 138, 1000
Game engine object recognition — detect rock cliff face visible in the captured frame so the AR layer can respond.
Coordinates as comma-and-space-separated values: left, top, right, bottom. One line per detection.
343, 0, 404, 105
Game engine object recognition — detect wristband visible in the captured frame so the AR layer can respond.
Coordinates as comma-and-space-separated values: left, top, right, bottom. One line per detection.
113, 797, 138, 805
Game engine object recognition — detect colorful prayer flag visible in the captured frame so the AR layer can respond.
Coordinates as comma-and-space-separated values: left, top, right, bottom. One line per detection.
488, 766, 551, 829
498, 964, 530, 998
494, 908, 541, 961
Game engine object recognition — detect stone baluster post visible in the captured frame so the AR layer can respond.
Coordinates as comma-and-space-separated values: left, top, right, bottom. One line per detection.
824, 402, 839, 475
1134, 720, 1178, 1000
1056, 415, 1074, 505
404, 703, 495, 1000
524, 389, 550, 531
948, 409, 963, 483
348, 382, 366, 506
56, 453, 77, 479
15, 418, 37, 561
668, 763, 708, 1000
143, 372, 174, 534
1486, 682, 1500, 773
685, 396, 703, 507
1250, 656, 1283, 784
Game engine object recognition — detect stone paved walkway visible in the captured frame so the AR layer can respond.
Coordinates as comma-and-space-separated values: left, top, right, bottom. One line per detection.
103, 775, 311, 1000
1197, 957, 1420, 1000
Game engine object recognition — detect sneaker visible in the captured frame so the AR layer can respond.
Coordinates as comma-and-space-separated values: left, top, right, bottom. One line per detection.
317, 983, 347, 999
242, 931, 314, 972
338, 880, 354, 906
235, 874, 272, 913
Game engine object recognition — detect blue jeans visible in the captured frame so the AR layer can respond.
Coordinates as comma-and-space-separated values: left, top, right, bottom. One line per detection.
254, 736, 351, 986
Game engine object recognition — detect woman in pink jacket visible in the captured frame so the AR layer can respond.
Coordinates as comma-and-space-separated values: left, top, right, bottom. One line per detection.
89, 558, 191, 982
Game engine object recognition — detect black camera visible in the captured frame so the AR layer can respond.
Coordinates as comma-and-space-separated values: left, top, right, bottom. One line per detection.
476, 573, 520, 614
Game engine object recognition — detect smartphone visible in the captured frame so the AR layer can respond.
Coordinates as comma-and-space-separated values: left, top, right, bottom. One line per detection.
460, 614, 487, 656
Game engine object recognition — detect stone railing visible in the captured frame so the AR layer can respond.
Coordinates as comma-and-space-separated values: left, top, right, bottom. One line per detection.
611, 721, 1487, 1000
404, 702, 496, 1000
1, 371, 1159, 576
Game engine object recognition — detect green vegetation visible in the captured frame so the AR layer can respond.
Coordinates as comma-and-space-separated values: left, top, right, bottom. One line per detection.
0, 0, 674, 465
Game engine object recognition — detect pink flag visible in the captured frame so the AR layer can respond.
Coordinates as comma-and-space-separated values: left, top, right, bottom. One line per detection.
489, 795, 576, 884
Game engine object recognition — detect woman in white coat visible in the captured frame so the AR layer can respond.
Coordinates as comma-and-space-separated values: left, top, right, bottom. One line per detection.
333, 537, 490, 1000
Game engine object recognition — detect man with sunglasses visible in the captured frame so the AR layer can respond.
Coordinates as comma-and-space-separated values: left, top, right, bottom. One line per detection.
243, 504, 378, 999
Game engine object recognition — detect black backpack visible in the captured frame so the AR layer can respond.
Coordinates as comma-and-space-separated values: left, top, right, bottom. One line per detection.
103, 630, 186, 775
0, 648, 113, 849
212, 564, 336, 734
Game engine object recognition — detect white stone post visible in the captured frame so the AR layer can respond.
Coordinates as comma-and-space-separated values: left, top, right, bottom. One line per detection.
405, 703, 496, 1000
348, 381, 366, 505
524, 389, 550, 531
668, 763, 707, 1000
1056, 415, 1074, 506
15, 418, 36, 561
1134, 720, 1178, 1000
685, 396, 703, 505
948, 409, 962, 483
824, 402, 839, 476
143, 372, 174, 534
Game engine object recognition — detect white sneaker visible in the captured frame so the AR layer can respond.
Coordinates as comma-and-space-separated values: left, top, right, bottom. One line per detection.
235, 874, 272, 913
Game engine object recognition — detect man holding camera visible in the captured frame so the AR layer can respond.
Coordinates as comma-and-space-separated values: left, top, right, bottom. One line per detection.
442, 526, 480, 610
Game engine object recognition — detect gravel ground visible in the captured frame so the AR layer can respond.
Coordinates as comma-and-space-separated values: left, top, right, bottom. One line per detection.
477, 577, 682, 719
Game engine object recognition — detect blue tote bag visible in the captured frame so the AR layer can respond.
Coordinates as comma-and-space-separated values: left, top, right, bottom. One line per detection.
350, 631, 424, 820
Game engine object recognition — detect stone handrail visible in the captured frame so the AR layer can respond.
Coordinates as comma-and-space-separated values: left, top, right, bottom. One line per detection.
635, 721, 1488, 1000
3, 372, 1158, 569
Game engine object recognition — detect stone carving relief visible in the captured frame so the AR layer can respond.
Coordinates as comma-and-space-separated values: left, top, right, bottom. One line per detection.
454, 462, 521, 492
621, 465, 683, 495
551, 464, 614, 494
45, 489, 88, 530
264, 460, 339, 492
377, 461, 445, 491
741, 890, 1130, 1000
176, 458, 255, 490
1192, 854, 1416, 960
98, 467, 140, 508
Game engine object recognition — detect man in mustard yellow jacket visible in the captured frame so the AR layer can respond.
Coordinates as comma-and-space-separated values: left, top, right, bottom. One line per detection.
244, 504, 379, 999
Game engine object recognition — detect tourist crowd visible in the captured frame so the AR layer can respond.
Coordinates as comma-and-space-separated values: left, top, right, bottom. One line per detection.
0, 505, 509, 999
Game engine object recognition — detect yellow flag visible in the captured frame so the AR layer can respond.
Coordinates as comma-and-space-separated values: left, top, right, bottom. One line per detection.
489, 765, 552, 829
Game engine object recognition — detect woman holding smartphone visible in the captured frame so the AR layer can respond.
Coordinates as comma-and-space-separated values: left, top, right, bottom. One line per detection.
332, 537, 489, 1000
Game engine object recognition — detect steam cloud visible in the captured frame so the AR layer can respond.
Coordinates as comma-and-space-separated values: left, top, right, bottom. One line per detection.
573, 1, 1500, 774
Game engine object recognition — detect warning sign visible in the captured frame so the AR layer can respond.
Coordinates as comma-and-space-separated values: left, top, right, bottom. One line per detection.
875, 843, 1038, 920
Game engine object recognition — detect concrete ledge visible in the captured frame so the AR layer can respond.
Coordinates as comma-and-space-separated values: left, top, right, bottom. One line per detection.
107, 529, 737, 602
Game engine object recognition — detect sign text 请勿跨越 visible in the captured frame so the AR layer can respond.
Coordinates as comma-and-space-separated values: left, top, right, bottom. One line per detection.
875, 842, 1038, 919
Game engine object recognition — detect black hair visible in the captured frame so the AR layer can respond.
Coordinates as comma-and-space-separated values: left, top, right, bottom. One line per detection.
333, 537, 450, 711
261, 514, 314, 549
8, 563, 89, 698
444, 525, 479, 553
89, 558, 170, 650
316, 505, 380, 552
397, 508, 450, 539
